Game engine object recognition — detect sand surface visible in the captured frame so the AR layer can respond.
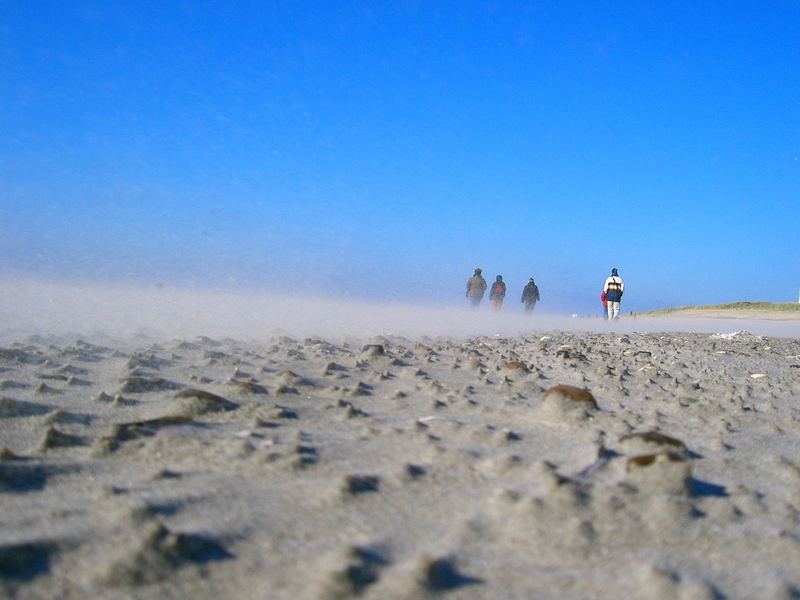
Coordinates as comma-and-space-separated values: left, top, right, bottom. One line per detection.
2, 281, 800, 598
2, 328, 800, 599
641, 308, 800, 322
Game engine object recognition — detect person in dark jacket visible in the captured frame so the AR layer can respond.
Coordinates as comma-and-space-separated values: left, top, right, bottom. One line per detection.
489, 275, 506, 311
521, 278, 540, 313
465, 268, 487, 308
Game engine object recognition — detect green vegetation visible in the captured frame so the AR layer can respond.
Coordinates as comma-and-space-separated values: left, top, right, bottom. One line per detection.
639, 302, 800, 316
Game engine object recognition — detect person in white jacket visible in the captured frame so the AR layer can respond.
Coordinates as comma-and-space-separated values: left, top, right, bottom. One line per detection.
603, 268, 624, 321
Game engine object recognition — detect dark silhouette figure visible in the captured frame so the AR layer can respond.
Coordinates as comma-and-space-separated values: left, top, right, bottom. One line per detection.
465, 268, 487, 308
521, 278, 540, 313
489, 275, 506, 312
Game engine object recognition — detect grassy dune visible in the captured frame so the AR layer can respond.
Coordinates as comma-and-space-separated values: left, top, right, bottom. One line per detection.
638, 301, 800, 317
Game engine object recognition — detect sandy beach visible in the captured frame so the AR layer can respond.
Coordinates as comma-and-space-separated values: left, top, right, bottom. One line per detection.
2, 282, 800, 599
641, 308, 800, 322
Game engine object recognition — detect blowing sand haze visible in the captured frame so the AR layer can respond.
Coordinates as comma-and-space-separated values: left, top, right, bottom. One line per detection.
1, 281, 800, 598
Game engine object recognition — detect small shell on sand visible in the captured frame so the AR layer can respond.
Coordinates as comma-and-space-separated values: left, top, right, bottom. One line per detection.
505, 361, 529, 372
540, 385, 599, 420
544, 385, 597, 408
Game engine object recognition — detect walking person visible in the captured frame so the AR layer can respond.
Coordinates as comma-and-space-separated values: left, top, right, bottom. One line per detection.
603, 268, 624, 321
521, 278, 540, 314
465, 268, 487, 308
489, 275, 506, 312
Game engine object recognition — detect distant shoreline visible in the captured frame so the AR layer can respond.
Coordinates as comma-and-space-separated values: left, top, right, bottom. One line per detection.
633, 301, 800, 321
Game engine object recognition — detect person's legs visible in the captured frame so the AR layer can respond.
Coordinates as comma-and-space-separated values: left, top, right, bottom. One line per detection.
608, 301, 620, 320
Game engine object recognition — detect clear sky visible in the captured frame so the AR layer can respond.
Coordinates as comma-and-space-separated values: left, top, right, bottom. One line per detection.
2, 2, 798, 314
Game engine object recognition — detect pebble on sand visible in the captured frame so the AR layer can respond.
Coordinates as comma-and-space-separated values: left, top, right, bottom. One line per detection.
541, 385, 599, 420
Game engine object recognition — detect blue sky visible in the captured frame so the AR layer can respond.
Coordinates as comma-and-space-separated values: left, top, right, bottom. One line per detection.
1, 2, 798, 314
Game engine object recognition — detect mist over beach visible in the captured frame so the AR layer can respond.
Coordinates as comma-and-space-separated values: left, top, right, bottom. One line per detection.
3, 277, 800, 343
